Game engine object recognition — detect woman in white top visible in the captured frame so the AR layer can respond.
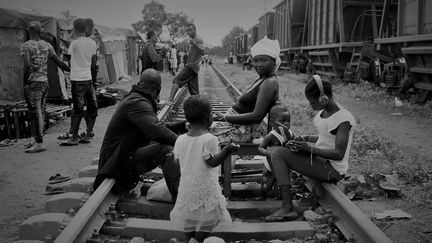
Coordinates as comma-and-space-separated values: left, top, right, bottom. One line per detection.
265, 75, 356, 222
170, 95, 239, 243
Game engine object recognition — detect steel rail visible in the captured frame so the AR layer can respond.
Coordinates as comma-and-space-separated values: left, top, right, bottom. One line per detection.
211, 65, 392, 243
55, 86, 187, 243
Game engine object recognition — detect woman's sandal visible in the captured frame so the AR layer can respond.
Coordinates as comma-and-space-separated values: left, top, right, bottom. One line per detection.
48, 173, 71, 184
44, 185, 64, 195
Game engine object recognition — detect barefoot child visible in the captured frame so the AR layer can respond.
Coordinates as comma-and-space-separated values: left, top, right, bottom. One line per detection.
265, 75, 356, 222
170, 95, 239, 243
258, 104, 294, 199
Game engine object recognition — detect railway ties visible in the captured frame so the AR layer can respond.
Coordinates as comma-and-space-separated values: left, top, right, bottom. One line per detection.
170, 100, 232, 121
52, 66, 392, 243
168, 67, 234, 122
78, 67, 315, 242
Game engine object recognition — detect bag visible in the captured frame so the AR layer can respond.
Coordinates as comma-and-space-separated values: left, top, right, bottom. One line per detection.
146, 178, 173, 203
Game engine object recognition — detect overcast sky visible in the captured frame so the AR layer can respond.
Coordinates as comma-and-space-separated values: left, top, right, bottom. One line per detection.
0, 0, 280, 46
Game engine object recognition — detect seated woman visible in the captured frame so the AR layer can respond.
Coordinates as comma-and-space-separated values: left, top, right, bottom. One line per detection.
265, 75, 356, 222
213, 37, 281, 143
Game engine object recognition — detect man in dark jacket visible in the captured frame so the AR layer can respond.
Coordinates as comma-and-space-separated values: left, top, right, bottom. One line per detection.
94, 69, 186, 201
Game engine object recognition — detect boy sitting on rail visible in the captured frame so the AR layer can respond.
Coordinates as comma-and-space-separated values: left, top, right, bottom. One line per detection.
258, 104, 294, 199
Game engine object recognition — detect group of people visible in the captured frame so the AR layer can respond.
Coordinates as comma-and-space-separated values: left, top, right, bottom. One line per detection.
22, 18, 356, 242
20, 17, 100, 152
90, 23, 357, 242
201, 53, 211, 67
140, 29, 202, 78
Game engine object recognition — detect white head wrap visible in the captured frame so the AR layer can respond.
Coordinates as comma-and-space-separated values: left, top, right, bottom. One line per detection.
203, 237, 225, 243
251, 37, 281, 71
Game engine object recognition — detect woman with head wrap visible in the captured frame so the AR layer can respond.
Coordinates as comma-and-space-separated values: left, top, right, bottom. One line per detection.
213, 37, 281, 143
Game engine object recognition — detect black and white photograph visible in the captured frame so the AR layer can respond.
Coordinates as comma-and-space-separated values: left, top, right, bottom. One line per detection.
0, 0, 431, 242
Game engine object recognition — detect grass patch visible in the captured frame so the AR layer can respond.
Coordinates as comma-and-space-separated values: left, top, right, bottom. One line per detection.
335, 81, 432, 118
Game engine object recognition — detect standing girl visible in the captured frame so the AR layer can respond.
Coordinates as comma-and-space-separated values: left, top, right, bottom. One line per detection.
170, 95, 239, 243
265, 75, 356, 222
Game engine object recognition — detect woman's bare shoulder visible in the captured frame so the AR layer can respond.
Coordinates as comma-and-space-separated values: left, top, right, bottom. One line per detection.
262, 76, 279, 87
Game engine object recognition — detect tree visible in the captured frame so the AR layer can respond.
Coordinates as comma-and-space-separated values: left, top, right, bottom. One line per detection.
132, 1, 192, 41
221, 26, 245, 55
132, 1, 167, 33
166, 12, 191, 38
207, 46, 227, 57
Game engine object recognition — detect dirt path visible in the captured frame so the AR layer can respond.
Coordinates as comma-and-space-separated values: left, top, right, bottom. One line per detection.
0, 73, 174, 242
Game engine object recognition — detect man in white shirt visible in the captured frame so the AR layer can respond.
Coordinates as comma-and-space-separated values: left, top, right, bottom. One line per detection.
62, 18, 98, 145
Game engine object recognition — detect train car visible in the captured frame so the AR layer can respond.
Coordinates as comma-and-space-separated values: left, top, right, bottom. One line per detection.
273, 0, 307, 69
258, 12, 275, 41
247, 25, 259, 53
300, 0, 385, 77
234, 25, 258, 64
375, 0, 432, 98
234, 35, 242, 56
234, 33, 248, 62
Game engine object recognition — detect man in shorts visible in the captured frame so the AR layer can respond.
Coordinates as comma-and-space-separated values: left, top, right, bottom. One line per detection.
168, 23, 204, 101
61, 18, 98, 145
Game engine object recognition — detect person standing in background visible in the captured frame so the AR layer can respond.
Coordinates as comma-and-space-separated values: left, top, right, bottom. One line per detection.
141, 31, 161, 73
168, 23, 205, 101
21, 21, 70, 153
169, 44, 178, 76
85, 18, 101, 90
61, 18, 98, 145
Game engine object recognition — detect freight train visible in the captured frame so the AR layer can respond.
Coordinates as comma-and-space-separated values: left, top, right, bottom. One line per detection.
234, 0, 432, 100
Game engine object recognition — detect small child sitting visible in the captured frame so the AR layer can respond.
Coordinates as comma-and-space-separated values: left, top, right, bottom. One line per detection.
258, 105, 294, 199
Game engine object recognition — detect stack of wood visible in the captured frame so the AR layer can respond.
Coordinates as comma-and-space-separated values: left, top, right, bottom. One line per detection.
0, 101, 72, 140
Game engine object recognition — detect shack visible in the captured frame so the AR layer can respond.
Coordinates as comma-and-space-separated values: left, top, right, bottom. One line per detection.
0, 8, 67, 102
57, 18, 140, 85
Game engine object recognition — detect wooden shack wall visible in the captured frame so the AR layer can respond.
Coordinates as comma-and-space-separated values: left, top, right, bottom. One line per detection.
126, 37, 138, 75
0, 28, 25, 101
102, 39, 128, 82
0, 28, 67, 101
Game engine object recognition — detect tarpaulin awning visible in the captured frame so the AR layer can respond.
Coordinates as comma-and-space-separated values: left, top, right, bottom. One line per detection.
0, 8, 58, 38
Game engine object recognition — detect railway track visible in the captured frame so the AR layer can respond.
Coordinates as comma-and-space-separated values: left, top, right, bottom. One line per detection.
54, 66, 392, 243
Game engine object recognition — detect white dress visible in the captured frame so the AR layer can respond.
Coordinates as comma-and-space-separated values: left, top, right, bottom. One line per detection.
170, 133, 232, 232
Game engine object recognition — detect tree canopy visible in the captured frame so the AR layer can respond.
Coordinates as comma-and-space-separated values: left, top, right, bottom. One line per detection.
132, 0, 192, 41
221, 26, 246, 54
